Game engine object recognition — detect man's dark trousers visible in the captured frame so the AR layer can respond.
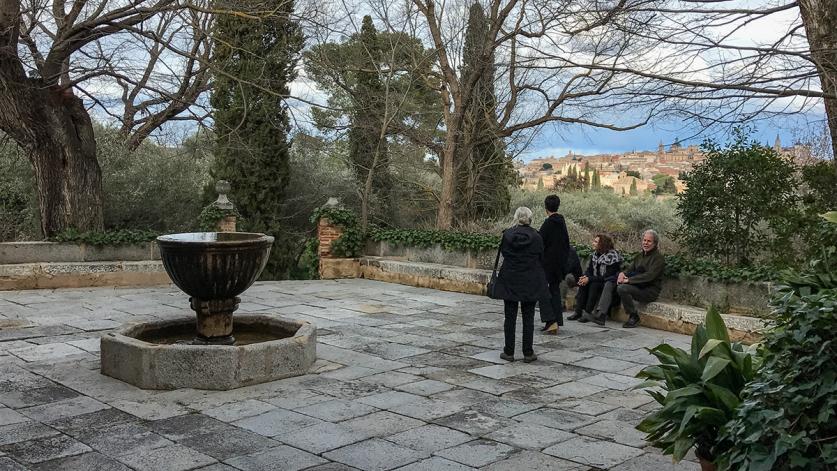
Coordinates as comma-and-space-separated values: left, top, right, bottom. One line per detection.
617, 284, 659, 317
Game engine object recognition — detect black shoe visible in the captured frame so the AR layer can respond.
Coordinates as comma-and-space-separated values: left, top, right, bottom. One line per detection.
592, 311, 606, 326
523, 353, 538, 363
567, 312, 582, 321
622, 315, 640, 328
500, 352, 515, 362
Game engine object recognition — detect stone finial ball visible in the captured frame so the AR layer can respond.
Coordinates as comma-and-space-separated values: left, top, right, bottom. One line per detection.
216, 180, 231, 195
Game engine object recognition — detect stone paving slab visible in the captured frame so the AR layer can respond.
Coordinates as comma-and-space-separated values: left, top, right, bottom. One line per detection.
0, 279, 700, 470
433, 439, 516, 468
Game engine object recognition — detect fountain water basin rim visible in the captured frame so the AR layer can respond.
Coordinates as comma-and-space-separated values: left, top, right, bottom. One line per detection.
100, 314, 316, 390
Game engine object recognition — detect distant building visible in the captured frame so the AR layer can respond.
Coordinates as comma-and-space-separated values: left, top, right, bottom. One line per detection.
519, 139, 812, 194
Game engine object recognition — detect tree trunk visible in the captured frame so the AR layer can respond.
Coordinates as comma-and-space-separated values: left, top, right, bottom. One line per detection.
799, 0, 837, 162
437, 134, 458, 229
0, 78, 104, 237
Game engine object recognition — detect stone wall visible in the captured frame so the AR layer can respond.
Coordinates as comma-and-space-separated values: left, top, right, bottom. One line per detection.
364, 240, 496, 269
0, 241, 160, 264
0, 261, 169, 290
363, 240, 772, 317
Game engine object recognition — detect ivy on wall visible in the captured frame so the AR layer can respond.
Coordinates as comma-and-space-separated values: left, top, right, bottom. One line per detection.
50, 229, 159, 246
197, 205, 241, 232
310, 207, 364, 258
368, 228, 501, 252
367, 226, 779, 283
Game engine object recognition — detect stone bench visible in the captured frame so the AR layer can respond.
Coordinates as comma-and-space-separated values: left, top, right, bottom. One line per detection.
0, 261, 170, 290
333, 256, 768, 343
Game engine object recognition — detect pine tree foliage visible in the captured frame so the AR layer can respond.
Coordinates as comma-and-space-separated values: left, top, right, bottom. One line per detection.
305, 17, 440, 226
210, 1, 304, 278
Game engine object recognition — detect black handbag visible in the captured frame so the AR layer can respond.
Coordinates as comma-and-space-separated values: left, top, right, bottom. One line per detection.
486, 244, 502, 299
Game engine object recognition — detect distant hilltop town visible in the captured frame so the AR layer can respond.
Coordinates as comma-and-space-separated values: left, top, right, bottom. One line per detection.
518, 136, 813, 195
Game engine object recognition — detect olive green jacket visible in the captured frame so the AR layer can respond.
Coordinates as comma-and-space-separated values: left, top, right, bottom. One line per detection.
624, 248, 665, 295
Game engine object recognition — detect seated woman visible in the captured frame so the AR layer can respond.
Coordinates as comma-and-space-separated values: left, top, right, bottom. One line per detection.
492, 207, 550, 363
567, 233, 622, 326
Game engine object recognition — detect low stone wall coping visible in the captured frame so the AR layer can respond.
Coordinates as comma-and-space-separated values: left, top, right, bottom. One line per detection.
362, 240, 772, 317
0, 241, 160, 264
0, 260, 169, 290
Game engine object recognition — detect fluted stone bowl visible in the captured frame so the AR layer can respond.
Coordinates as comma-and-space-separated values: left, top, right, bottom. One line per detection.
157, 232, 274, 300
156, 232, 274, 344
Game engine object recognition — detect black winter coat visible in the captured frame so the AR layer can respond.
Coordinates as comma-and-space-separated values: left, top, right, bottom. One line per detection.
493, 225, 550, 302
539, 213, 571, 285
566, 247, 583, 281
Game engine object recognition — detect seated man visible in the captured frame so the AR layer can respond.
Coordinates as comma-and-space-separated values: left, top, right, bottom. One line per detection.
617, 229, 666, 328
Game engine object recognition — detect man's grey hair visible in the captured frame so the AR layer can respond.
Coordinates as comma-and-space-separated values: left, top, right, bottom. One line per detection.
644, 229, 659, 246
514, 207, 533, 226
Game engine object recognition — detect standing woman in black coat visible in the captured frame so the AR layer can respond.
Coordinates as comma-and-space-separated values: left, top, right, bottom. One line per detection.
492, 207, 550, 363
538, 195, 571, 334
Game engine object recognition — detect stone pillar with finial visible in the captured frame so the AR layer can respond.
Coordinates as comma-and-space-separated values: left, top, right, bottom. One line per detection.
214, 180, 237, 232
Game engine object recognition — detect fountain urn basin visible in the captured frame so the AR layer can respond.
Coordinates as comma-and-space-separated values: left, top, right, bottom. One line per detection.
156, 232, 274, 345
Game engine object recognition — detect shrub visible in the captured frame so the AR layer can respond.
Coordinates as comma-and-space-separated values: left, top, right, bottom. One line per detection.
509, 188, 681, 252
716, 245, 837, 470
97, 127, 212, 232
677, 129, 797, 265
0, 136, 40, 240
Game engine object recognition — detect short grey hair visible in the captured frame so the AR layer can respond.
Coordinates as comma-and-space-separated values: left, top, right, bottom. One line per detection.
644, 229, 659, 246
514, 207, 533, 226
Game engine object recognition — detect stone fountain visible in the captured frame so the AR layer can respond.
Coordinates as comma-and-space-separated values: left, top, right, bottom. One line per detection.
100, 231, 316, 390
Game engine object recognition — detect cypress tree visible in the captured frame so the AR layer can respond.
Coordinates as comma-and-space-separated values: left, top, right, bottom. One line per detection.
537, 176, 544, 190
348, 16, 392, 223
456, 3, 514, 221
630, 178, 638, 196
583, 161, 590, 189
210, 2, 304, 278
592, 169, 601, 189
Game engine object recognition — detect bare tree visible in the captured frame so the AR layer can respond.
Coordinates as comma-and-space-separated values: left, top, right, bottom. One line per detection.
0, 0, 211, 236
410, 0, 657, 228
583, 0, 837, 161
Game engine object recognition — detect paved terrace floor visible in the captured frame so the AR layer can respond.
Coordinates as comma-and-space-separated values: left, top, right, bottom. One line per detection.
0, 279, 699, 471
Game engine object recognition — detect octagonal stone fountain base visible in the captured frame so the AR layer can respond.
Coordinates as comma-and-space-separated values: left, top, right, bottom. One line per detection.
101, 315, 316, 390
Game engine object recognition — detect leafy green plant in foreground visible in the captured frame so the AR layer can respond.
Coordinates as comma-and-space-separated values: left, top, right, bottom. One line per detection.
635, 307, 760, 463
715, 247, 837, 470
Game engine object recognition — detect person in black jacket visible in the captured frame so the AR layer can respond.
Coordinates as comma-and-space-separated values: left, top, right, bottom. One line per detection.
492, 207, 549, 363
538, 194, 571, 334
568, 233, 622, 326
